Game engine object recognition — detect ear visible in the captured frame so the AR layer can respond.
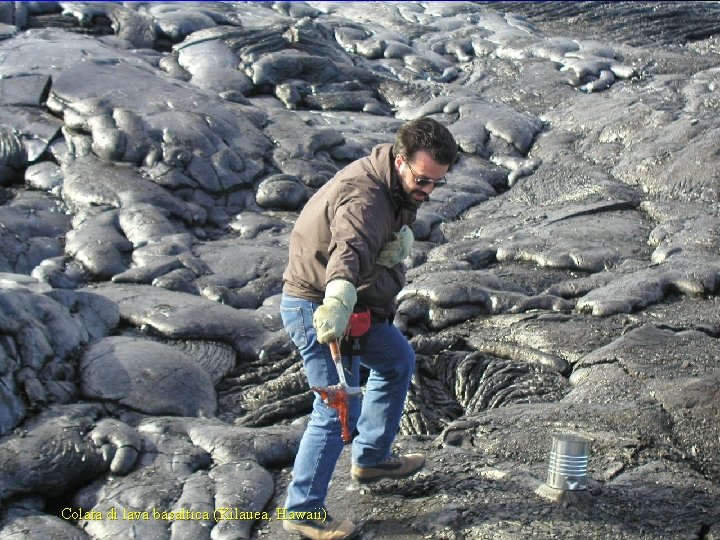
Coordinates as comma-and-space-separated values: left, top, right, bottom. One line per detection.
394, 153, 404, 171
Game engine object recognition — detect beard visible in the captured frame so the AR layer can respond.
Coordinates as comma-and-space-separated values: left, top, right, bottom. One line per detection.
406, 189, 429, 206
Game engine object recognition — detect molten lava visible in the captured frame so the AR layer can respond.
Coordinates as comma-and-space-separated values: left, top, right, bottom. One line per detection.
312, 386, 351, 444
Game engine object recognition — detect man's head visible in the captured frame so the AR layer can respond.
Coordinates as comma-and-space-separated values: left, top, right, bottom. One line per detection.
392, 118, 458, 204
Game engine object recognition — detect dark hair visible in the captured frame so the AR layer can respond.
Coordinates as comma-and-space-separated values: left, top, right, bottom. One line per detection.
392, 117, 458, 166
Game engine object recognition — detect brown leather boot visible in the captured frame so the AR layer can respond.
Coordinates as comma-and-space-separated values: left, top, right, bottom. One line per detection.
350, 452, 425, 483
282, 515, 357, 539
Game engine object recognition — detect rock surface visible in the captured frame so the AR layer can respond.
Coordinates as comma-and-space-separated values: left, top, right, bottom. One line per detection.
0, 2, 718, 539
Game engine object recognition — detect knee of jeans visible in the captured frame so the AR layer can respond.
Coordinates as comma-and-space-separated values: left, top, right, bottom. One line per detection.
311, 397, 344, 429
392, 348, 416, 383
407, 349, 417, 372
406, 356, 416, 382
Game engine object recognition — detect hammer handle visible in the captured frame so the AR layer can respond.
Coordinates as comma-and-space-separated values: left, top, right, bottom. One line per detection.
329, 339, 342, 362
329, 339, 348, 387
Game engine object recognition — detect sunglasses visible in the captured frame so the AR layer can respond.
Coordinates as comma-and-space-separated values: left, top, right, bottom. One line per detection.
403, 156, 447, 187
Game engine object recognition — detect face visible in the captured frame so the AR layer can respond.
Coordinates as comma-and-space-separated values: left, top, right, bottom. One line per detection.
394, 151, 450, 204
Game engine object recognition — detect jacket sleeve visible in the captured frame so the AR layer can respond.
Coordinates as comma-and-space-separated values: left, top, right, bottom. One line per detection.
325, 186, 390, 287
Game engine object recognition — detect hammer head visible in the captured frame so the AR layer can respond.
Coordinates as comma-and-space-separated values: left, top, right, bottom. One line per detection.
312, 384, 352, 444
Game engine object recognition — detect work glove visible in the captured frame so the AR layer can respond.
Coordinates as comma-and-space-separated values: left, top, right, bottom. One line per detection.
313, 279, 357, 344
376, 225, 414, 268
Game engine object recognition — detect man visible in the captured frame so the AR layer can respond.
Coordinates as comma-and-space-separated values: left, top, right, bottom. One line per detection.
280, 117, 458, 539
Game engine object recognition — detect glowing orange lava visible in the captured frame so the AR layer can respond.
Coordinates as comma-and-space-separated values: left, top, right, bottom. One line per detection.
313, 386, 351, 444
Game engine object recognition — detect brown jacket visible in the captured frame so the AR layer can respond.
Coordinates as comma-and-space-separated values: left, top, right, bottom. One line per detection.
282, 143, 417, 320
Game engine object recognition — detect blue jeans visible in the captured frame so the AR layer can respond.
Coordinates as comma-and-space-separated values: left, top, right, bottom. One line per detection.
280, 294, 416, 512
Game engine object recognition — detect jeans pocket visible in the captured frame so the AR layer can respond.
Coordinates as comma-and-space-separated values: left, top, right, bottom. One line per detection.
280, 306, 308, 349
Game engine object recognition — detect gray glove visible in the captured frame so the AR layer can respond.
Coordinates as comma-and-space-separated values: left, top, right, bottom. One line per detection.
313, 279, 357, 343
376, 225, 414, 268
